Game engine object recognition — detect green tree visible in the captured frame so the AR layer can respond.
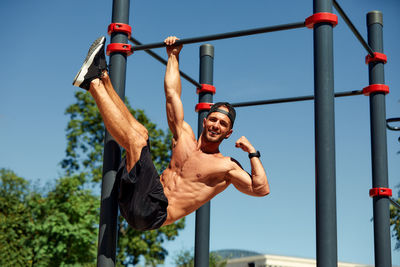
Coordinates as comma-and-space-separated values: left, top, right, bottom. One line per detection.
0, 169, 34, 266
0, 169, 98, 267
174, 249, 227, 267
174, 250, 194, 267
62, 91, 185, 266
388, 114, 400, 249
28, 174, 98, 266
390, 184, 400, 250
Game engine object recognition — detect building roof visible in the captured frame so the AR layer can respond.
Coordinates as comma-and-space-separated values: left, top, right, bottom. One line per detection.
213, 249, 262, 260
212, 249, 395, 267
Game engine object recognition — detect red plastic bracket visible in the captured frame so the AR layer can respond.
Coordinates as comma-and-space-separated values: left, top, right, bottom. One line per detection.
369, 187, 392, 198
305, 12, 338, 29
106, 43, 133, 56
365, 52, 387, 64
195, 102, 213, 112
108, 23, 132, 38
197, 84, 216, 95
362, 84, 389, 96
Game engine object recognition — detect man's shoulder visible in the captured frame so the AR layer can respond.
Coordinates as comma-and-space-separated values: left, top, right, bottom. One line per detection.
228, 157, 251, 177
172, 130, 197, 151
229, 157, 244, 170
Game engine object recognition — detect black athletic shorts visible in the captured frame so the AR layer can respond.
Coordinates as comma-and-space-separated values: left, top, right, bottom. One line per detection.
117, 141, 168, 231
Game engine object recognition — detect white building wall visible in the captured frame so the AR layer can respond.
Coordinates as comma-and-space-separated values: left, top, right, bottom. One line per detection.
225, 254, 374, 267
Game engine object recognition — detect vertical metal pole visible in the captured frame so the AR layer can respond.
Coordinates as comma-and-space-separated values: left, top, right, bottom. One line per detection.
194, 44, 214, 267
313, 0, 338, 266
97, 0, 130, 266
366, 11, 392, 267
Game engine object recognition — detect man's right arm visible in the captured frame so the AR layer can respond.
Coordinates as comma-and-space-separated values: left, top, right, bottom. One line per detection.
227, 136, 270, 197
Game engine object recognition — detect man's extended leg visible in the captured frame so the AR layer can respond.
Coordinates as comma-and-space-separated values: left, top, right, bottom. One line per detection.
72, 37, 147, 171
100, 71, 149, 140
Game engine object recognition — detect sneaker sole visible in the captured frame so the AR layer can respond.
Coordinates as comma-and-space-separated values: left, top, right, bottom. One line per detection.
72, 36, 106, 87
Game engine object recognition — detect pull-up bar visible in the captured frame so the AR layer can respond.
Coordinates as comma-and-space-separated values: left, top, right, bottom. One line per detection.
130, 21, 306, 51
231, 90, 363, 108
127, 0, 375, 57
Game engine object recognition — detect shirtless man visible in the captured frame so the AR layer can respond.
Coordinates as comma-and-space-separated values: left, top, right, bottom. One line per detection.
72, 36, 269, 231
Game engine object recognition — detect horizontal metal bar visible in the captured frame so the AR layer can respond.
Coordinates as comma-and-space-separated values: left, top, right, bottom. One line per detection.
333, 0, 375, 57
129, 36, 201, 88
131, 21, 306, 51
231, 90, 363, 108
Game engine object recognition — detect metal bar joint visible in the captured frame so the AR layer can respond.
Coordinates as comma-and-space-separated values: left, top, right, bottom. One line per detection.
365, 52, 387, 64
108, 22, 132, 38
305, 12, 338, 29
362, 84, 389, 96
197, 84, 216, 95
106, 43, 133, 56
195, 102, 213, 112
369, 187, 392, 198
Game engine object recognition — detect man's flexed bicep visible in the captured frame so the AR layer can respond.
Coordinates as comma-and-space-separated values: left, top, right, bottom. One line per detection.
227, 136, 270, 197
164, 36, 185, 139
227, 161, 270, 197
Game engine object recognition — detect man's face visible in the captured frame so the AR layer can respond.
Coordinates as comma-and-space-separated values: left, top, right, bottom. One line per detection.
202, 107, 233, 143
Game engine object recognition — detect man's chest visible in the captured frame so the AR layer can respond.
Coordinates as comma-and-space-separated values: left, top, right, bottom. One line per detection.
179, 153, 231, 182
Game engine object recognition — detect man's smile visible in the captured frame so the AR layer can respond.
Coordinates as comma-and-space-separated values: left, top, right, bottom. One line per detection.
209, 129, 219, 136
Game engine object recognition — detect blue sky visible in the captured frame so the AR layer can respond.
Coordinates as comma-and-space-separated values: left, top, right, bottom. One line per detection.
1, 0, 399, 266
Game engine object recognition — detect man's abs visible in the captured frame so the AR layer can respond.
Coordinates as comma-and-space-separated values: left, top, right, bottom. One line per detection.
160, 152, 232, 224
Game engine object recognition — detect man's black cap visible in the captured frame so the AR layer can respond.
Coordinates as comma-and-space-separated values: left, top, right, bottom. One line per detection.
207, 102, 236, 128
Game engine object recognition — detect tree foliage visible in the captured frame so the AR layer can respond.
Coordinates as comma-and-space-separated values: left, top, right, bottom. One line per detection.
388, 109, 400, 249
390, 184, 400, 250
0, 169, 98, 266
174, 249, 227, 267
0, 169, 33, 266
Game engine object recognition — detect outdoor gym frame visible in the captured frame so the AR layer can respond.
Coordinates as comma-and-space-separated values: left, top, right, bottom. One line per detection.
97, 0, 393, 266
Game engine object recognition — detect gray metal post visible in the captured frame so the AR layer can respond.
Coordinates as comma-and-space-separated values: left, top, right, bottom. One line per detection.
97, 0, 130, 266
366, 11, 392, 267
313, 0, 338, 266
194, 44, 214, 267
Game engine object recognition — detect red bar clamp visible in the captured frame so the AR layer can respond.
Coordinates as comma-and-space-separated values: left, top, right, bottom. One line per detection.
362, 84, 389, 96
106, 43, 133, 56
305, 12, 338, 29
108, 23, 132, 38
197, 84, 216, 95
195, 102, 213, 112
365, 52, 387, 64
369, 187, 392, 197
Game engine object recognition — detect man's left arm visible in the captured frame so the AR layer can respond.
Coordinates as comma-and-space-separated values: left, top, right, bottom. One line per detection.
164, 36, 194, 141
227, 136, 270, 196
